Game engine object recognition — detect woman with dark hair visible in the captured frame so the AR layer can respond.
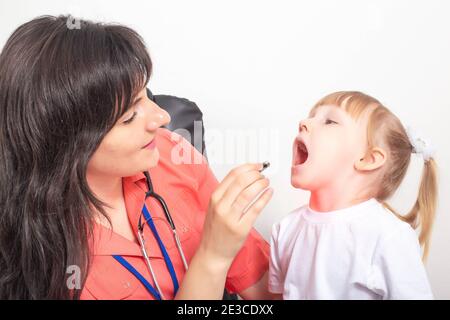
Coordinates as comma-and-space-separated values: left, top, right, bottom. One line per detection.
0, 15, 273, 299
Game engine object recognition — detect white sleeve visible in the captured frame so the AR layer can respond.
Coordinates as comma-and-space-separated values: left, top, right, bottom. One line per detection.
371, 223, 434, 300
268, 223, 285, 294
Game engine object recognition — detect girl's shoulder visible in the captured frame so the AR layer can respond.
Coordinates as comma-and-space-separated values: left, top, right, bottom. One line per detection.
352, 201, 419, 251
369, 202, 416, 236
271, 205, 308, 240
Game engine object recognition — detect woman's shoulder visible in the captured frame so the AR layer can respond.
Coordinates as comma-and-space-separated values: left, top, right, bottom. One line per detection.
156, 127, 179, 142
156, 128, 202, 153
156, 128, 207, 167
155, 127, 206, 168
148, 129, 218, 208
155, 127, 188, 151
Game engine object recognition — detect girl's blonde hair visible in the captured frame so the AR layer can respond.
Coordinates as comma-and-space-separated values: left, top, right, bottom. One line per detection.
311, 91, 438, 260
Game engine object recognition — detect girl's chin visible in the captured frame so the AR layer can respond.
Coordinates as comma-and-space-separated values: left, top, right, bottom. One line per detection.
291, 166, 315, 190
291, 180, 309, 189
291, 164, 309, 176
291, 175, 309, 190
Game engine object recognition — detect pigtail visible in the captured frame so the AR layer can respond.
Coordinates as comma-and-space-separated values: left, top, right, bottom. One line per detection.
407, 158, 437, 259
396, 158, 438, 260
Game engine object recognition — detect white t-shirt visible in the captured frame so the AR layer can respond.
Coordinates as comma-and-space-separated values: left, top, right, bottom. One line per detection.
269, 198, 433, 300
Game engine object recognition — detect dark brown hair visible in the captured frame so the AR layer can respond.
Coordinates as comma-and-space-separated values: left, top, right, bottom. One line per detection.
0, 15, 152, 299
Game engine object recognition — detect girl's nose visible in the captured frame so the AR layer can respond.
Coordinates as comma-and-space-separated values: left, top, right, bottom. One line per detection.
299, 119, 310, 133
146, 103, 171, 131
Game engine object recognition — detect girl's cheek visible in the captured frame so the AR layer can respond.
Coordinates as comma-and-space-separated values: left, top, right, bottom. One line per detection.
319, 134, 340, 156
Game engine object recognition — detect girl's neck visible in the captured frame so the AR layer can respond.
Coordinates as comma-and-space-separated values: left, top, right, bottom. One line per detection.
309, 184, 372, 213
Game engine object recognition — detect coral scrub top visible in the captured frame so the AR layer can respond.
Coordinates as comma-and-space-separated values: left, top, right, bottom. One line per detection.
80, 128, 269, 299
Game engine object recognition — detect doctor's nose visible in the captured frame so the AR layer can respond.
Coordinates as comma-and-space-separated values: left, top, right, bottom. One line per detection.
146, 103, 171, 131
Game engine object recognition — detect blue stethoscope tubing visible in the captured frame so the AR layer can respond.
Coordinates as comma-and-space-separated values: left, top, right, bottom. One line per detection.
112, 171, 189, 300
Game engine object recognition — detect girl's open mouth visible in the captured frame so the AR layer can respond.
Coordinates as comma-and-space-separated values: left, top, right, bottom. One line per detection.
294, 140, 309, 165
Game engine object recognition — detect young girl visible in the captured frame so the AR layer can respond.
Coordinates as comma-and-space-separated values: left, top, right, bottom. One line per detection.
269, 91, 437, 300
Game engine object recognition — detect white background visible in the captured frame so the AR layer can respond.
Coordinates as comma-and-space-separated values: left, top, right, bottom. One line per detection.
1, 0, 449, 299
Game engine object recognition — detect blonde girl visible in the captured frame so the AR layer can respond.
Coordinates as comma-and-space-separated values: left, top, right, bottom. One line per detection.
269, 91, 438, 300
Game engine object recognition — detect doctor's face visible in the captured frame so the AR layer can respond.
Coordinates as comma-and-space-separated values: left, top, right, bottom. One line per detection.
87, 88, 171, 178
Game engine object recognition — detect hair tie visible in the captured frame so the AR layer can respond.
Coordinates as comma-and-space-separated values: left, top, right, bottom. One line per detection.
405, 125, 435, 162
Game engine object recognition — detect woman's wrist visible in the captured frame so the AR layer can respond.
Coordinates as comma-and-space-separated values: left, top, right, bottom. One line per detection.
174, 245, 232, 299
194, 243, 233, 275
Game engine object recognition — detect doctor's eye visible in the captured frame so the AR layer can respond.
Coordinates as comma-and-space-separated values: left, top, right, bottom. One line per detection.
325, 119, 338, 125
123, 112, 137, 124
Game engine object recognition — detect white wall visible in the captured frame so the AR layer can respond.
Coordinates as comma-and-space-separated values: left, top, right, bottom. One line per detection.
1, 0, 449, 299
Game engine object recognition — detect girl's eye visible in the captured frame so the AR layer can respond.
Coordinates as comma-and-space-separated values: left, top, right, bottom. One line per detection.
325, 119, 338, 125
123, 112, 137, 124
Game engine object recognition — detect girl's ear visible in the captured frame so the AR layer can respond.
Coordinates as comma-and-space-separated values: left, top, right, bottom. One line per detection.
354, 147, 387, 172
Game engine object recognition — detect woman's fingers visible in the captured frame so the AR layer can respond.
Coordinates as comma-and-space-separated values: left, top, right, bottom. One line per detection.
218, 169, 265, 211
239, 187, 274, 230
200, 162, 273, 266
229, 175, 270, 219
211, 163, 264, 201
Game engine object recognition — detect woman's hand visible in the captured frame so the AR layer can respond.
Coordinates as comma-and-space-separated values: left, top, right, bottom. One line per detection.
198, 163, 273, 269
175, 163, 273, 299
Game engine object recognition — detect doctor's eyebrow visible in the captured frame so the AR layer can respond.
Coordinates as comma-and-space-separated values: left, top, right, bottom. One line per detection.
131, 96, 143, 106
124, 97, 143, 114
118, 98, 140, 121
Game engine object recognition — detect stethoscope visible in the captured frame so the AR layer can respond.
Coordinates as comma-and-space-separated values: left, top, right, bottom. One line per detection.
112, 171, 188, 300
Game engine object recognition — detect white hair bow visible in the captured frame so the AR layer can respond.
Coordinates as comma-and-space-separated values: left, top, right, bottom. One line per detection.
405, 126, 435, 162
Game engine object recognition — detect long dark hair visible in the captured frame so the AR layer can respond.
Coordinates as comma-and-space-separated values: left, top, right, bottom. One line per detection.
0, 15, 152, 299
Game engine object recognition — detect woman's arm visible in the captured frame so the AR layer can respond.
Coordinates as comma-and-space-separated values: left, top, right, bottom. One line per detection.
175, 247, 230, 299
238, 272, 271, 300
238, 272, 283, 300
175, 163, 273, 299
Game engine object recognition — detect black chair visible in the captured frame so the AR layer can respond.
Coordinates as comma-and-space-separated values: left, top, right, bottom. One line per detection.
146, 88, 238, 300
147, 88, 206, 157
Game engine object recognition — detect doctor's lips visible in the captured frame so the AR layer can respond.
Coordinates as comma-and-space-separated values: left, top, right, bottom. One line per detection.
142, 138, 156, 150
293, 139, 309, 166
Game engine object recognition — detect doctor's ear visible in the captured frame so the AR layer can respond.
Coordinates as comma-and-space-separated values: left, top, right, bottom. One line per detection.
354, 147, 387, 172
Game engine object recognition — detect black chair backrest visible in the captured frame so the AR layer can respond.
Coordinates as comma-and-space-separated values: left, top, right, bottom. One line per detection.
147, 88, 206, 158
